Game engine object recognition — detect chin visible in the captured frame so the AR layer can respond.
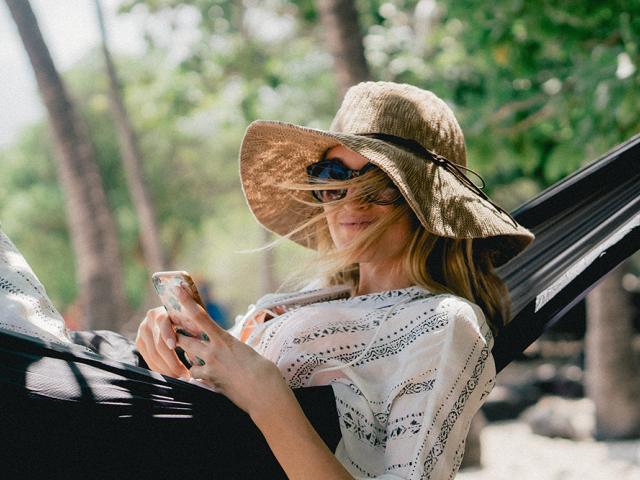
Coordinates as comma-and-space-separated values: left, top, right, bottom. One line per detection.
334, 241, 376, 263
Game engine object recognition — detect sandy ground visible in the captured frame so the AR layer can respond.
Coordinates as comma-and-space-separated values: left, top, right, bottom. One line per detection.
457, 420, 640, 480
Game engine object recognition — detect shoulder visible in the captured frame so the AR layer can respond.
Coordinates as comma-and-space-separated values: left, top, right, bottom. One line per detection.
405, 292, 493, 347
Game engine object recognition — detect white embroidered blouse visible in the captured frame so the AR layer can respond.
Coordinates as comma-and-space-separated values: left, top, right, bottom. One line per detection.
231, 285, 496, 479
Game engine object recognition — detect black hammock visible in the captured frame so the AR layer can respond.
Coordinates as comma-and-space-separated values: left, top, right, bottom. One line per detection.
0, 135, 638, 478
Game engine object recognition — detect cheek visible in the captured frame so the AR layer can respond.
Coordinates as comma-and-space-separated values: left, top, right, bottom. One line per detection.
381, 213, 414, 253
323, 207, 342, 244
323, 206, 337, 226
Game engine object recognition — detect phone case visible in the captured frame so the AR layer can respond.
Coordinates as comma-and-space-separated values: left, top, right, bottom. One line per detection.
151, 271, 205, 310
151, 271, 207, 369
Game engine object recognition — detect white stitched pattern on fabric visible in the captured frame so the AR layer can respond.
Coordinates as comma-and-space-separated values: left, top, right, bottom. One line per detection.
306, 295, 414, 384
0, 227, 75, 347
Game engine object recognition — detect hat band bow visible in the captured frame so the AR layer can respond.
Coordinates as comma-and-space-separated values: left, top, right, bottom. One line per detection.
357, 132, 519, 229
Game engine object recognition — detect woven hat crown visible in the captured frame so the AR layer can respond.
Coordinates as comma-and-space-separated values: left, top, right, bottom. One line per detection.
329, 82, 467, 167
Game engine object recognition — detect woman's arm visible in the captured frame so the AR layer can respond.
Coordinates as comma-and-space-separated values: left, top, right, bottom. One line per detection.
170, 285, 353, 480
371, 299, 496, 479
250, 384, 353, 480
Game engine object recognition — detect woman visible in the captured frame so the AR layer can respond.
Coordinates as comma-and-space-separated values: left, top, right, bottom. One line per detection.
136, 81, 534, 479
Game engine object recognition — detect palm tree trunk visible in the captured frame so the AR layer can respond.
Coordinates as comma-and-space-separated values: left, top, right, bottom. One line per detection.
95, 0, 167, 274
585, 262, 640, 439
315, 0, 371, 99
6, 0, 128, 330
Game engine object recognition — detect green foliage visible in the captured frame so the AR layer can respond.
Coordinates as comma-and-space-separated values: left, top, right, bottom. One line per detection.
0, 124, 77, 307
2, 0, 639, 322
358, 0, 640, 191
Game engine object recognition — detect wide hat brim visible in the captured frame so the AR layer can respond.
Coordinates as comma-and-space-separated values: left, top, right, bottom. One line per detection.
239, 120, 534, 266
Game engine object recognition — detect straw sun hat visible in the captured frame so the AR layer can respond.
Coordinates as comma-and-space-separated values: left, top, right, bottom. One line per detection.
239, 81, 534, 266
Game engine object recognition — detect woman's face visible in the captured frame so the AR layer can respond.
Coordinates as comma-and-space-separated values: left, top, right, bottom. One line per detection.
322, 145, 414, 265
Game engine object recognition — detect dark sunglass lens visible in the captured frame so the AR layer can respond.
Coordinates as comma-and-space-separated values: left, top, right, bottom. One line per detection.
312, 189, 347, 203
308, 160, 397, 204
307, 163, 323, 179
359, 163, 378, 175
369, 185, 402, 205
308, 160, 350, 203
307, 159, 351, 181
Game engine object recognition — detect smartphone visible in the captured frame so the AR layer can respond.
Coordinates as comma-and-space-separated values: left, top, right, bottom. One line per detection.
151, 270, 205, 311
151, 271, 206, 369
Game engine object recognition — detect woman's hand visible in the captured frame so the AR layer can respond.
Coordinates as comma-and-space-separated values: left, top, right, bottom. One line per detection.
135, 306, 192, 379
170, 285, 290, 415
166, 287, 352, 479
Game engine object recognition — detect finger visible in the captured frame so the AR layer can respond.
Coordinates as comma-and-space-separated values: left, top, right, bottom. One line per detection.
171, 286, 223, 338
138, 330, 179, 376
139, 315, 189, 378
188, 365, 210, 380
136, 321, 162, 370
176, 332, 210, 361
152, 322, 189, 377
150, 305, 197, 339
143, 307, 183, 346
158, 313, 178, 350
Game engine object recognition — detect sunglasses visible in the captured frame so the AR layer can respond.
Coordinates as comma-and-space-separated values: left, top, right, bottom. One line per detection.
306, 159, 403, 205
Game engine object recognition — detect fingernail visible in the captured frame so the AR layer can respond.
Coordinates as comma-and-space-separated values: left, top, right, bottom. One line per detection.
165, 337, 176, 350
176, 328, 193, 337
201, 332, 210, 342
195, 356, 206, 366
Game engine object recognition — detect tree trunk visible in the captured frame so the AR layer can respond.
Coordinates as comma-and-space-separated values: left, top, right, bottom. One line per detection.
6, 0, 128, 330
315, 0, 371, 99
235, 5, 277, 297
585, 262, 640, 439
95, 0, 167, 274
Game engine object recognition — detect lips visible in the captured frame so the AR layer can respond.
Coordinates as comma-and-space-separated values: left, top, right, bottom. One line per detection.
339, 219, 374, 228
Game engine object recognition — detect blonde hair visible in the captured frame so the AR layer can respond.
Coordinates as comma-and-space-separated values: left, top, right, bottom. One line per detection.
276, 164, 510, 335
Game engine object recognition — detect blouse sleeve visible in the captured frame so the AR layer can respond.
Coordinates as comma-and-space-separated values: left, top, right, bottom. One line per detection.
348, 299, 496, 480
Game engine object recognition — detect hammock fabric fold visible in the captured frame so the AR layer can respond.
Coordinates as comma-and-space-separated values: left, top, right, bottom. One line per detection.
0, 134, 638, 477
0, 329, 340, 478
494, 133, 640, 371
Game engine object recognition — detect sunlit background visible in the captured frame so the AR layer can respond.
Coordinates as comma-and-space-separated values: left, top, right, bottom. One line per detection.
1, 1, 639, 477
